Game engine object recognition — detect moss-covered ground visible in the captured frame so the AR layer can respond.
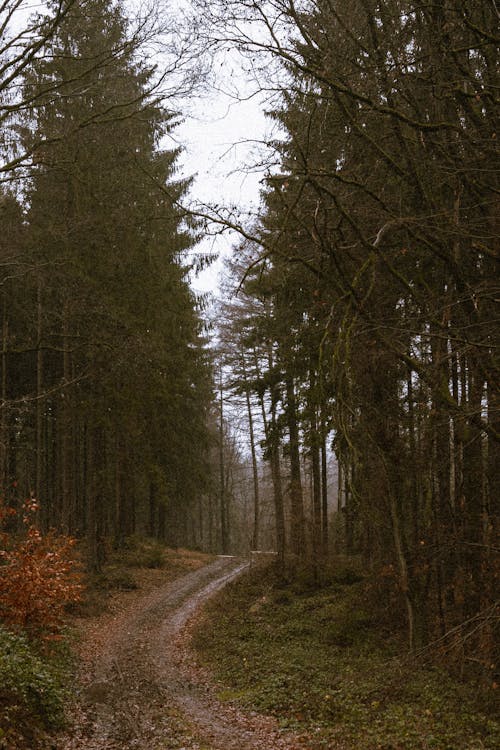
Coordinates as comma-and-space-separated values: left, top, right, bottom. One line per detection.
191, 563, 499, 750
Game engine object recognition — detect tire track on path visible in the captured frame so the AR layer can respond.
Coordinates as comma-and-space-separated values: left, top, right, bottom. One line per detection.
55, 557, 306, 750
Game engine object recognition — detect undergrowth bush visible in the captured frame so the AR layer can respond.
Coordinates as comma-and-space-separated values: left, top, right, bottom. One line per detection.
0, 498, 83, 634
0, 625, 65, 729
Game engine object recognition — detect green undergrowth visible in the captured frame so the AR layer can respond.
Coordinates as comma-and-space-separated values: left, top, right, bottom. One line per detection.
0, 625, 73, 748
191, 564, 499, 750
0, 539, 214, 747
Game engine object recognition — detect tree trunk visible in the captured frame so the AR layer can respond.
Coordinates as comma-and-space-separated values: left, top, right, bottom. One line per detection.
35, 280, 44, 501
285, 376, 305, 556
1, 302, 8, 491
86, 426, 105, 574
259, 348, 285, 568
60, 301, 73, 534
149, 480, 157, 538
242, 355, 260, 550
219, 373, 229, 554
321, 423, 329, 555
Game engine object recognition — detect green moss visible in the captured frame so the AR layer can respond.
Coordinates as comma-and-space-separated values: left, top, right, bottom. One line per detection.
191, 566, 500, 750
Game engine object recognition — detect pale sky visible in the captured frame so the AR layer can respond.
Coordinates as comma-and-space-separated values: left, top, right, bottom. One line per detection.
4, 0, 271, 294
177, 91, 268, 295
167, 1, 273, 296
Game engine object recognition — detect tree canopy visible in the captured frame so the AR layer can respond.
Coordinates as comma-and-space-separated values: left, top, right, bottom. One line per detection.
196, 0, 499, 664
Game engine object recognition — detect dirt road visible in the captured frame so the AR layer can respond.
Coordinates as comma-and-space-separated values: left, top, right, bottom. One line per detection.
55, 556, 305, 750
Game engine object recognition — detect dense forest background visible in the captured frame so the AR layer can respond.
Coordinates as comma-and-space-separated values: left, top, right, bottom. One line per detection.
0, 0, 215, 567
1, 0, 498, 675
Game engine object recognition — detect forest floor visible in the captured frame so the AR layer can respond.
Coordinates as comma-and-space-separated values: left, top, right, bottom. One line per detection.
52, 551, 308, 750
191, 563, 499, 750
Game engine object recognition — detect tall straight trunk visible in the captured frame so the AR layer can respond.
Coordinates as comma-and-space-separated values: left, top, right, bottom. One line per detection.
407, 367, 419, 549
308, 368, 322, 559
269, 407, 285, 568
486, 381, 499, 536
427, 319, 453, 638
462, 359, 484, 616
308, 369, 321, 558
285, 376, 305, 556
388, 488, 423, 652
450, 343, 462, 511
61, 301, 73, 533
207, 491, 215, 553
87, 426, 105, 573
337, 457, 343, 515
1, 301, 8, 490
320, 425, 328, 555
242, 355, 260, 549
224, 456, 233, 552
344, 460, 354, 554
311, 427, 321, 557
158, 500, 166, 542
483, 378, 499, 664
35, 280, 43, 500
44, 407, 55, 527
114, 435, 125, 547
219, 373, 228, 554
197, 495, 203, 549
149, 480, 157, 538
259, 348, 285, 566
75, 419, 86, 536
483, 197, 499, 589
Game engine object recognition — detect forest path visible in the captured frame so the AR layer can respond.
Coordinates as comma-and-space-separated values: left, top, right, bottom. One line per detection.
55, 556, 306, 750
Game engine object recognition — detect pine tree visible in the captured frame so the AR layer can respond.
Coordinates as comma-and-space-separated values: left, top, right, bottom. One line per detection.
1, 0, 213, 565
204, 0, 499, 659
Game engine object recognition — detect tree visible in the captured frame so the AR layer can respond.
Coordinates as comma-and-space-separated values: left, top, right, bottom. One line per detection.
194, 0, 499, 661
1, 0, 213, 567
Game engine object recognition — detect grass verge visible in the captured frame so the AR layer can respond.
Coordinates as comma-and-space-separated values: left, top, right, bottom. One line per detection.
191, 563, 499, 750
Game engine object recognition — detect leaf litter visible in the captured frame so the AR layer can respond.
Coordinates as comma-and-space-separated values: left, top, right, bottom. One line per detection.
53, 557, 312, 750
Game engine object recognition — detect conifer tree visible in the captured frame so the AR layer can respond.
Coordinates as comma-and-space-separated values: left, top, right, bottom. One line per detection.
201, 0, 499, 659
1, 0, 213, 565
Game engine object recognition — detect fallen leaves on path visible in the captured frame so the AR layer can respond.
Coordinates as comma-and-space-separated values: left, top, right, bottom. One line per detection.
53, 558, 311, 750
